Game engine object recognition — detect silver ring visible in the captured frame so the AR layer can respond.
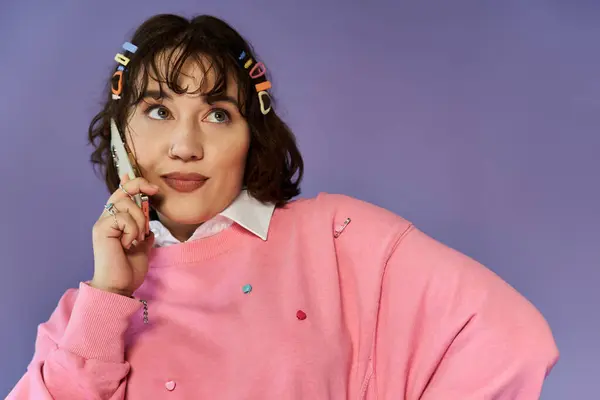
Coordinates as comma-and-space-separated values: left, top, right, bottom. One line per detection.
104, 203, 119, 228
119, 184, 135, 201
104, 202, 117, 216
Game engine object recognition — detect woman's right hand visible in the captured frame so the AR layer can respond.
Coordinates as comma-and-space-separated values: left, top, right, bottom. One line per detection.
90, 175, 160, 297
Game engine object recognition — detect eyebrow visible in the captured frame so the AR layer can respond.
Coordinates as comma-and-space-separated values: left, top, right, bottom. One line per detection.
142, 90, 240, 109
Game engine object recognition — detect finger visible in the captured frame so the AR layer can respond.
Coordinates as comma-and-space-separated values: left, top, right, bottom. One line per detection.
129, 231, 155, 253
122, 177, 159, 197
120, 174, 130, 185
118, 174, 132, 198
113, 198, 147, 242
109, 177, 159, 204
102, 210, 140, 249
146, 231, 155, 248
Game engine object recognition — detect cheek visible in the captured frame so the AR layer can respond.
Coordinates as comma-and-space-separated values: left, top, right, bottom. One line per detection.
215, 135, 250, 172
127, 136, 160, 174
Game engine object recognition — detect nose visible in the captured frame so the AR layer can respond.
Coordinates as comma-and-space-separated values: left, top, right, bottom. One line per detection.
168, 120, 204, 161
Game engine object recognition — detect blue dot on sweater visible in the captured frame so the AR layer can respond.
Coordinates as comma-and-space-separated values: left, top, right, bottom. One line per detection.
242, 284, 252, 294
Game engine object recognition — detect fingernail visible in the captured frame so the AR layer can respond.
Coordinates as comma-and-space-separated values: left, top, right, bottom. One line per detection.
132, 240, 139, 247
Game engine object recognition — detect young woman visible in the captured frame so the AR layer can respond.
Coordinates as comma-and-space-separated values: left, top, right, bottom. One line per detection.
9, 14, 558, 399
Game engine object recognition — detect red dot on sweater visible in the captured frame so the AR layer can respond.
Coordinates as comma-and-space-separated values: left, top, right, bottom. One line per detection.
296, 310, 307, 320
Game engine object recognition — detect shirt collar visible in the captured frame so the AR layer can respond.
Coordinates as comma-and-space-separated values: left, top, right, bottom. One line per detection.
219, 190, 275, 240
150, 190, 275, 243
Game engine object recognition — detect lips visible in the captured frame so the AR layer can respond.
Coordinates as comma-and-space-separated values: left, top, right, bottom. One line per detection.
161, 172, 208, 193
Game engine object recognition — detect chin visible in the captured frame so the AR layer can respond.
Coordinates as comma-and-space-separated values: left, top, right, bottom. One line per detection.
156, 203, 216, 226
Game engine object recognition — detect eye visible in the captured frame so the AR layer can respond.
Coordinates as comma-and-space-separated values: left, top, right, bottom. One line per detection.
146, 105, 171, 120
204, 109, 231, 124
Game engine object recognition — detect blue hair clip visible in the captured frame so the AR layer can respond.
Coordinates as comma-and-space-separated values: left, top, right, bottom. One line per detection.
122, 42, 138, 53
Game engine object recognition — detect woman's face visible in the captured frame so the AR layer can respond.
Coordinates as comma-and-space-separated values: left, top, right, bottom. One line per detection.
125, 56, 250, 240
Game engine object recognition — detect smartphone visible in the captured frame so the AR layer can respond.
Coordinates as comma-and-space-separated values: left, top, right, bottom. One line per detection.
110, 118, 150, 237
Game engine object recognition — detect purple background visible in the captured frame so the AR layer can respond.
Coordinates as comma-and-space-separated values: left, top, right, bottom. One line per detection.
1, 1, 598, 398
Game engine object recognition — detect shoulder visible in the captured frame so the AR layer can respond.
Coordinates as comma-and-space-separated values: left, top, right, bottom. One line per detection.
283, 192, 412, 232
275, 192, 414, 258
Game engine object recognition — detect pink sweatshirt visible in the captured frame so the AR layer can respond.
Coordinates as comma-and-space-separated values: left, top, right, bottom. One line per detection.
8, 193, 558, 399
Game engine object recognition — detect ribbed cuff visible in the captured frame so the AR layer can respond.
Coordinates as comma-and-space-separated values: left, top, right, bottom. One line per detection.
59, 282, 142, 363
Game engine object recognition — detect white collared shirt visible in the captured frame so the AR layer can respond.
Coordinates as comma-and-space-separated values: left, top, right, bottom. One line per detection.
149, 190, 276, 247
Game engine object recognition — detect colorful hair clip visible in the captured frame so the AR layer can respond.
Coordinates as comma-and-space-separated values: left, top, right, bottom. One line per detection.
114, 53, 131, 67
238, 50, 272, 115
254, 81, 271, 92
111, 70, 124, 99
111, 42, 137, 101
122, 42, 138, 53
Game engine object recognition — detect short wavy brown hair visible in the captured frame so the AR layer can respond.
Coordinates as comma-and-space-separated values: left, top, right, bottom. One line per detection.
88, 14, 303, 206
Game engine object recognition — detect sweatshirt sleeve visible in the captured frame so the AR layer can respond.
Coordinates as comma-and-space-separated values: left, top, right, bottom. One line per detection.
368, 227, 559, 400
7, 282, 142, 400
